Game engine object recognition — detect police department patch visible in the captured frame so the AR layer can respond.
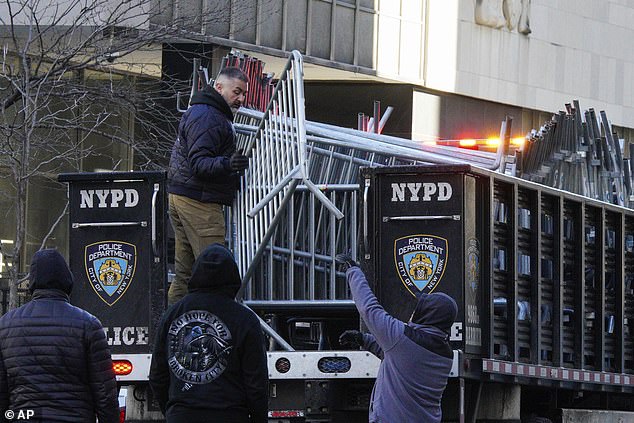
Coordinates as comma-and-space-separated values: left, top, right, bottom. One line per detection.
84, 241, 136, 306
394, 235, 448, 296
167, 310, 233, 385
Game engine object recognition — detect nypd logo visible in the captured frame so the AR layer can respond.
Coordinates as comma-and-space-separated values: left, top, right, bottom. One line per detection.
85, 241, 136, 306
394, 235, 448, 295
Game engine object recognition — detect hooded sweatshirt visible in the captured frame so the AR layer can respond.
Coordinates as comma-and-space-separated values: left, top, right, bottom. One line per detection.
346, 266, 457, 423
0, 249, 119, 423
149, 244, 268, 423
167, 86, 240, 205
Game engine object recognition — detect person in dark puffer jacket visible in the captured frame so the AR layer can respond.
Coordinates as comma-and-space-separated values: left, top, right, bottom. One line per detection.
167, 67, 250, 305
336, 254, 458, 423
0, 249, 119, 423
149, 243, 268, 423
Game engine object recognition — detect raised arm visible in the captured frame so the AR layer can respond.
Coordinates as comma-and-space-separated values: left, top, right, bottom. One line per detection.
346, 267, 404, 353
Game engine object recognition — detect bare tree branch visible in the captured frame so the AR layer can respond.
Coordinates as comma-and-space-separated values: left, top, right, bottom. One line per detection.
39, 201, 68, 250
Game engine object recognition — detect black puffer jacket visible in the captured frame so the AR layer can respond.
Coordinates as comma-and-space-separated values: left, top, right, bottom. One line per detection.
0, 249, 119, 423
167, 86, 240, 206
149, 243, 268, 423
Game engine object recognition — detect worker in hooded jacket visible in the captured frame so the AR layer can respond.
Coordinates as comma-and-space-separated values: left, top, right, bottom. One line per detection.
149, 243, 268, 423
336, 253, 458, 423
0, 249, 119, 423
166, 67, 250, 306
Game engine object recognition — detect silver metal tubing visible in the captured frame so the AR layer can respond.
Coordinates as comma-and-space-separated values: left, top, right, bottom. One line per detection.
151, 183, 159, 257
72, 221, 146, 228
382, 215, 462, 222
255, 313, 295, 351
245, 300, 356, 309
236, 178, 301, 301
296, 184, 360, 192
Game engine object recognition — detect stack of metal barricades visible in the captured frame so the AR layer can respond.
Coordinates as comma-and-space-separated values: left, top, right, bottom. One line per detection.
516, 100, 631, 208
231, 50, 509, 304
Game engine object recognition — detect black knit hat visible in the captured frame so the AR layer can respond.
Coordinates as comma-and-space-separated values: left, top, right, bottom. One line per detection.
188, 243, 241, 297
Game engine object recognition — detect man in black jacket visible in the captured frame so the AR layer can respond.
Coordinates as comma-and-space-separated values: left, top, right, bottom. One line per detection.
0, 249, 119, 423
149, 243, 268, 423
167, 67, 250, 305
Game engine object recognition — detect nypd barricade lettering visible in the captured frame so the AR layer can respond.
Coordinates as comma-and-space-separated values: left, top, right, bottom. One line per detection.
391, 182, 452, 202
79, 188, 139, 208
451, 322, 463, 342
103, 326, 149, 346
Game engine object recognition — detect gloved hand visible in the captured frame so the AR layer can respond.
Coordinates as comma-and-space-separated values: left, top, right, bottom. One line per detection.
230, 149, 249, 172
335, 252, 358, 272
339, 330, 364, 349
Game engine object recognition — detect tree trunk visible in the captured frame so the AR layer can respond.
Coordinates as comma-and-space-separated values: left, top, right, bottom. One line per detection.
8, 180, 26, 310
8, 85, 30, 311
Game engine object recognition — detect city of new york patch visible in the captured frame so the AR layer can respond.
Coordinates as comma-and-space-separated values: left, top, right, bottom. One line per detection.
394, 235, 448, 296
84, 241, 136, 306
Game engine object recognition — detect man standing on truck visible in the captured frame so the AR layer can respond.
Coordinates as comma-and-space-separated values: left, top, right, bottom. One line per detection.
167, 66, 250, 305
336, 253, 458, 423
0, 249, 119, 423
149, 243, 268, 423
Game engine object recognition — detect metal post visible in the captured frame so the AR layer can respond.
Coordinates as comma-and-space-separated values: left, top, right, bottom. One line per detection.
373, 100, 380, 134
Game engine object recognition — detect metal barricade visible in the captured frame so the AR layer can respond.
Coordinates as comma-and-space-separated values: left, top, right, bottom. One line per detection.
170, 49, 511, 307
231, 51, 511, 306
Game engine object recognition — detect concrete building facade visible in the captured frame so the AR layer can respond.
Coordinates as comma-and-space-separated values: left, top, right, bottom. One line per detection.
155, 0, 634, 142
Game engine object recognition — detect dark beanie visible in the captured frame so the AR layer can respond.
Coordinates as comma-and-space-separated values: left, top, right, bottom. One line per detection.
28, 249, 74, 294
411, 292, 458, 334
188, 243, 241, 297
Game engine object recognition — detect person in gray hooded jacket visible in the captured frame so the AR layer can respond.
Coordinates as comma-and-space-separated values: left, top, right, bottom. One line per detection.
336, 254, 458, 423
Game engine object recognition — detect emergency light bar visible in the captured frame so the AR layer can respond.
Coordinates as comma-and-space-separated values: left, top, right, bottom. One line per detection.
435, 136, 526, 150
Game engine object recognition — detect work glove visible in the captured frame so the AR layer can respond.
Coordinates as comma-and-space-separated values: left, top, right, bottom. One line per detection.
230, 149, 249, 172
339, 330, 364, 349
335, 252, 358, 272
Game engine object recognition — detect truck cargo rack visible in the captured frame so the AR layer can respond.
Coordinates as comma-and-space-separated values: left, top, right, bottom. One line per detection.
360, 163, 634, 393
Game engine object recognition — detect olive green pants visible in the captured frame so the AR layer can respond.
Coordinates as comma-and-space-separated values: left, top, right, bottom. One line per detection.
167, 194, 226, 305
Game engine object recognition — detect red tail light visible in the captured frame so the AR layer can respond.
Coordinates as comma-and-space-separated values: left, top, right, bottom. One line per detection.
113, 360, 133, 376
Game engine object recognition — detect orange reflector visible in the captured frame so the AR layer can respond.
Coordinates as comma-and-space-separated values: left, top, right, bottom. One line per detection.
459, 139, 476, 147
486, 137, 500, 146
512, 137, 526, 147
113, 360, 133, 376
